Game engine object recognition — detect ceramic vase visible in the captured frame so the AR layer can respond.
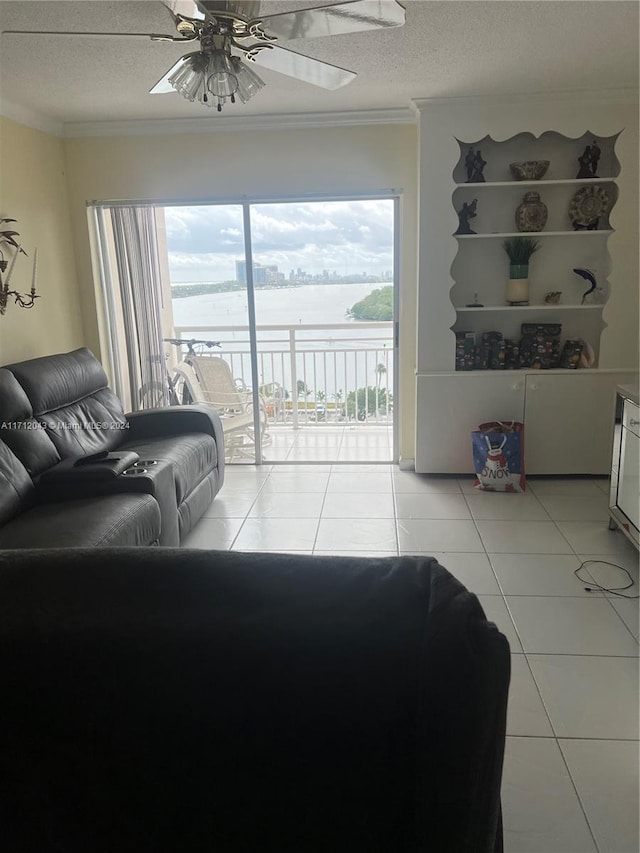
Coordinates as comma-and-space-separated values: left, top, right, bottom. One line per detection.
516, 191, 548, 233
507, 264, 529, 304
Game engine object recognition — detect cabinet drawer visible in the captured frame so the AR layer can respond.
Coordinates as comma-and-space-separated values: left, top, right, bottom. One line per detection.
623, 400, 640, 437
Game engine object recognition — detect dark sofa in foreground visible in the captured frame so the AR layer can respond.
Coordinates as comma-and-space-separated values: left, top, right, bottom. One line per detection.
0, 548, 510, 853
0, 347, 225, 547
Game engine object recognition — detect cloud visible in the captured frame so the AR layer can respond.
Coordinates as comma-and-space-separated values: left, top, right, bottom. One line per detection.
163, 199, 394, 282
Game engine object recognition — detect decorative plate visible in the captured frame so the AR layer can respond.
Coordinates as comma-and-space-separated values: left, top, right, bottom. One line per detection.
568, 185, 610, 228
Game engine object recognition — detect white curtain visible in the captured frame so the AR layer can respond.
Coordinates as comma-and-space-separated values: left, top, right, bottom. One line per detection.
92, 205, 168, 411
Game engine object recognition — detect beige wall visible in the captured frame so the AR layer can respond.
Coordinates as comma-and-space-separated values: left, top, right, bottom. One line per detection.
0, 117, 84, 365
64, 123, 418, 461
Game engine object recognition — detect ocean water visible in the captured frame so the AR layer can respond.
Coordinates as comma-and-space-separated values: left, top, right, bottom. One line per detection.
171, 282, 394, 399
172, 281, 390, 328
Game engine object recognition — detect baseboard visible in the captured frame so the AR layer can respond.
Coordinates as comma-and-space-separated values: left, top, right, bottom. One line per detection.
398, 458, 415, 471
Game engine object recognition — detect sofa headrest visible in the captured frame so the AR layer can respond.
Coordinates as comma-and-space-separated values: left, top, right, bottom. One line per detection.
5, 348, 109, 417
0, 369, 33, 421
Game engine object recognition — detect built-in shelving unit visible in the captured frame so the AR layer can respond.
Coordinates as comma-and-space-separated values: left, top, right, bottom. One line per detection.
450, 130, 620, 364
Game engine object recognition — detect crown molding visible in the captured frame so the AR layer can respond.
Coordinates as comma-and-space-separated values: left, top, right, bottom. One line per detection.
0, 97, 64, 137
62, 107, 417, 138
412, 89, 640, 112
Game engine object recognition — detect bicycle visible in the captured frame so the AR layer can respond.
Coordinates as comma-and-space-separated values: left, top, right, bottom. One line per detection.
162, 338, 222, 405
138, 338, 221, 409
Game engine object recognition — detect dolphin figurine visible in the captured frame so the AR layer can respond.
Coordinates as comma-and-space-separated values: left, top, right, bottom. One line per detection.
573, 268, 597, 304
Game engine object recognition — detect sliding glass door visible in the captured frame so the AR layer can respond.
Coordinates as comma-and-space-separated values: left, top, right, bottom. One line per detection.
93, 195, 397, 466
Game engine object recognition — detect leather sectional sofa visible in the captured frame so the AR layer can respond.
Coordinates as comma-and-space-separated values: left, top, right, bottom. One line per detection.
0, 347, 225, 547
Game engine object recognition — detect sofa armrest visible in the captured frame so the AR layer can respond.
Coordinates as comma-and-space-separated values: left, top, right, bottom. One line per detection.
125, 405, 225, 482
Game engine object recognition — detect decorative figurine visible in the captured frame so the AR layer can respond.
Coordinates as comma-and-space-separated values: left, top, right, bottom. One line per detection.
572, 267, 597, 304
465, 292, 484, 307
576, 139, 602, 179
516, 191, 548, 232
464, 148, 486, 182
544, 291, 562, 304
455, 198, 478, 235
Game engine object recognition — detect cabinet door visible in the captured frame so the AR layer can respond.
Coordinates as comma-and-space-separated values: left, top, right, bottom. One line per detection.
524, 373, 633, 475
617, 428, 640, 529
416, 374, 525, 473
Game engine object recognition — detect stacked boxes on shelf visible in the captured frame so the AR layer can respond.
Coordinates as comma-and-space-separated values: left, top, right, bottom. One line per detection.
456, 324, 584, 371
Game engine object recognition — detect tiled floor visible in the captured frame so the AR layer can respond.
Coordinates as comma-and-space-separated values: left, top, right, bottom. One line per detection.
183, 466, 640, 853
240, 424, 394, 463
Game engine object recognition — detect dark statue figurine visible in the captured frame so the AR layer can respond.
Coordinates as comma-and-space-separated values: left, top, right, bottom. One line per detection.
576, 139, 601, 179
455, 198, 478, 235
464, 148, 486, 183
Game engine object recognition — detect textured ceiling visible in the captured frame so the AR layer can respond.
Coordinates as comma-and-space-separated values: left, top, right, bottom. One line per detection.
0, 1, 638, 127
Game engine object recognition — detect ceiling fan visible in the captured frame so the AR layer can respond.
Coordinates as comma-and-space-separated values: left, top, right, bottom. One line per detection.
3, 0, 406, 112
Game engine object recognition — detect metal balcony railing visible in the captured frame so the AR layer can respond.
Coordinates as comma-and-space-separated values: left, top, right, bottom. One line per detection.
173, 323, 394, 428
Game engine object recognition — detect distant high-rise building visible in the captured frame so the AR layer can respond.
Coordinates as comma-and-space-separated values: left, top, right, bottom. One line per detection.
236, 260, 247, 284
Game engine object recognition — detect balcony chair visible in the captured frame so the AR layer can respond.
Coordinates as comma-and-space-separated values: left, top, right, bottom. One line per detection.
176, 355, 269, 461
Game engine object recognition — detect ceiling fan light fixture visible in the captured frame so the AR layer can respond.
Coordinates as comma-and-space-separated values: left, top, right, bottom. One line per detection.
168, 52, 209, 103
206, 49, 239, 98
230, 56, 265, 104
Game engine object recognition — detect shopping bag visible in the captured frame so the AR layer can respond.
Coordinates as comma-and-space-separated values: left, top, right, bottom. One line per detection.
471, 421, 526, 492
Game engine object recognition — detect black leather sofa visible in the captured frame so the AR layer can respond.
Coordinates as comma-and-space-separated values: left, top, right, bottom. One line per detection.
0, 348, 225, 547
0, 547, 510, 853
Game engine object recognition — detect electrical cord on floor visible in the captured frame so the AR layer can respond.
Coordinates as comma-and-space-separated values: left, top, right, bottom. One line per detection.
575, 560, 640, 599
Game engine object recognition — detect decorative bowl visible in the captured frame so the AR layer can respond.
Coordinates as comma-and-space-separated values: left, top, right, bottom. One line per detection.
509, 160, 550, 181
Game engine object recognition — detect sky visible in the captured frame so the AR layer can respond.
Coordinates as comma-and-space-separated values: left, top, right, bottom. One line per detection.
163, 199, 394, 283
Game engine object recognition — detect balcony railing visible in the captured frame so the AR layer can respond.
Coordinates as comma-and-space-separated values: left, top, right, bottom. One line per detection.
173, 323, 394, 427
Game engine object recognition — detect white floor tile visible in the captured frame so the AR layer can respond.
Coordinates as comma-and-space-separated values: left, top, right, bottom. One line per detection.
505, 596, 639, 656
313, 550, 399, 557
528, 478, 604, 497
180, 517, 244, 549
259, 471, 330, 493
489, 554, 594, 597
527, 655, 640, 739
535, 494, 609, 522
476, 521, 573, 554
507, 655, 554, 737
430, 552, 501, 595
233, 517, 319, 551
248, 492, 326, 518
556, 522, 638, 556
465, 492, 550, 521
593, 477, 611, 495
332, 464, 393, 474
477, 595, 523, 652
610, 597, 640, 640
559, 739, 639, 853
397, 519, 484, 553
394, 493, 471, 519
202, 493, 258, 518
393, 473, 462, 494
321, 492, 395, 519
502, 736, 597, 852
315, 518, 398, 551
326, 472, 393, 493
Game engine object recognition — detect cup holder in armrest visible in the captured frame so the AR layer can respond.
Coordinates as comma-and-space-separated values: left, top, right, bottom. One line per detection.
122, 467, 148, 476
134, 460, 158, 467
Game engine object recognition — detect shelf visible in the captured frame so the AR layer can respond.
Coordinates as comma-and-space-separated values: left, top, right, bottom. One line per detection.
455, 230, 613, 239
456, 177, 616, 189
455, 304, 603, 312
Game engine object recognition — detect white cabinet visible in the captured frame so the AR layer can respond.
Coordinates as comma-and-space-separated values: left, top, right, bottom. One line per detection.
416, 370, 636, 475
609, 390, 640, 548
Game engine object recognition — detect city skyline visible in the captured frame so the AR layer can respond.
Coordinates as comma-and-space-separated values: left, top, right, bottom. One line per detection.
164, 200, 394, 284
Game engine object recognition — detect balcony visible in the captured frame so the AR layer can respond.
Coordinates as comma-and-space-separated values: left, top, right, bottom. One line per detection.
172, 322, 394, 463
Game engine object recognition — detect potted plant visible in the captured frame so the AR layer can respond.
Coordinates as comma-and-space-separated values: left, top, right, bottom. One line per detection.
503, 236, 540, 304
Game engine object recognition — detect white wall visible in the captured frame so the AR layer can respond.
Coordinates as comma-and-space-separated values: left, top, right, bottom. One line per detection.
63, 123, 418, 460
0, 117, 84, 364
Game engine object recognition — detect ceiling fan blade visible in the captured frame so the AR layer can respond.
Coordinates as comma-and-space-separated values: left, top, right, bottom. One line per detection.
0, 30, 180, 40
196, 1, 262, 17
256, 0, 405, 41
149, 53, 200, 93
248, 44, 355, 89
161, 1, 205, 21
